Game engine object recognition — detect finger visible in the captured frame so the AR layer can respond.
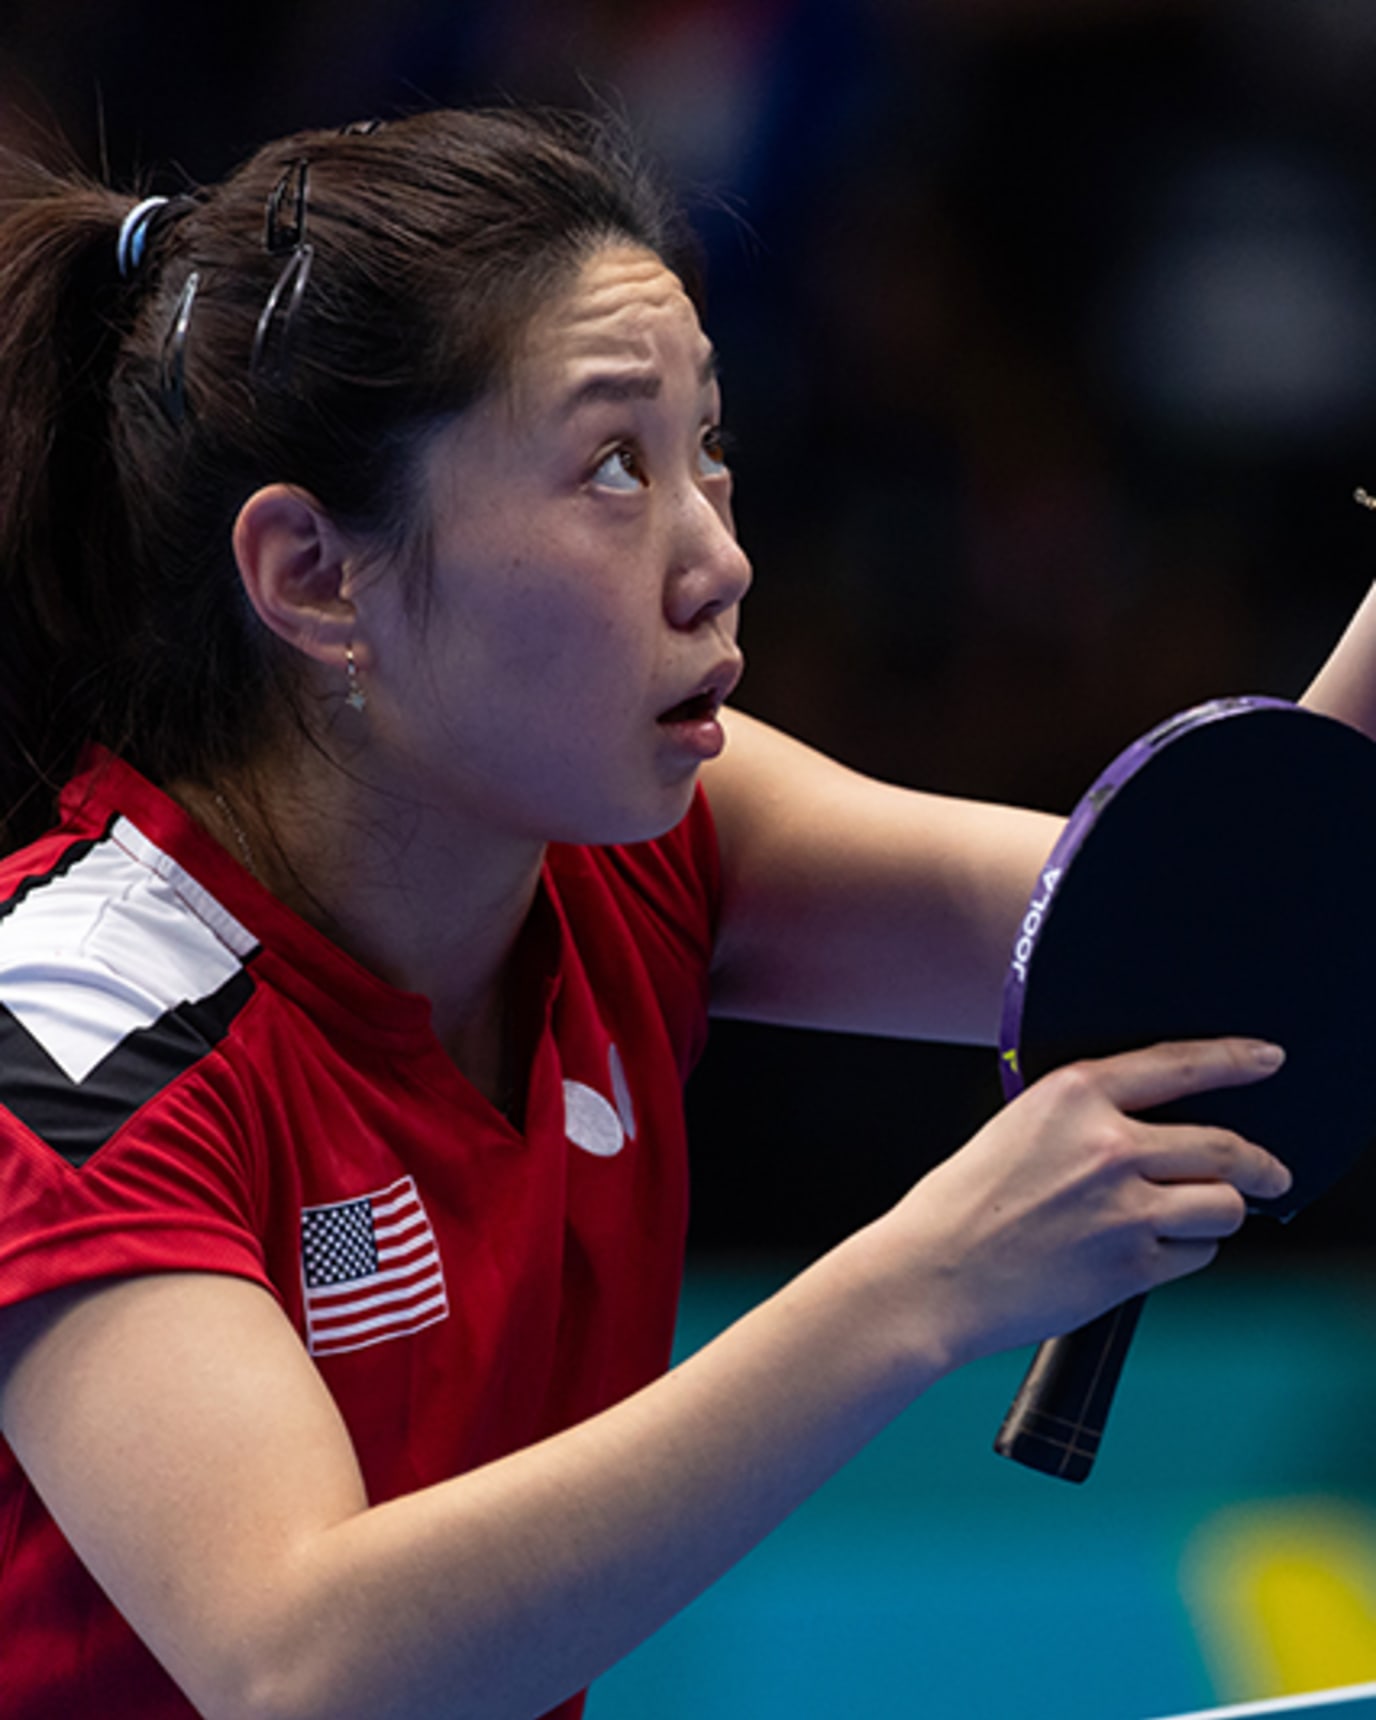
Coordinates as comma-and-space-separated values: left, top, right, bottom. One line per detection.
1147, 1179, 1249, 1242
1135, 1125, 1292, 1203
1084, 1037, 1285, 1115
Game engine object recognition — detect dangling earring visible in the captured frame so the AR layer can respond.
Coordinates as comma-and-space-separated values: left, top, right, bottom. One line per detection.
344, 643, 368, 713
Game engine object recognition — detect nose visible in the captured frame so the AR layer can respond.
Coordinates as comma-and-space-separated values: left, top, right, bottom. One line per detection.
666, 489, 753, 630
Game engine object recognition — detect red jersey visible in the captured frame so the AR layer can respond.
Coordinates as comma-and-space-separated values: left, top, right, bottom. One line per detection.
0, 751, 720, 1718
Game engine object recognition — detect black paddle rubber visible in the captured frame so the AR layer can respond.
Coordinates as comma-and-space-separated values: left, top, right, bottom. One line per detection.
995, 698, 1376, 1481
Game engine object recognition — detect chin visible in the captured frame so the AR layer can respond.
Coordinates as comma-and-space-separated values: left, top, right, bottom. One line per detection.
549, 776, 700, 850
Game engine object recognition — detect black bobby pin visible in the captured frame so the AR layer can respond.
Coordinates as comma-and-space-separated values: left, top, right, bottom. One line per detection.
264, 158, 310, 255
159, 269, 201, 424
250, 243, 314, 387
254, 158, 316, 387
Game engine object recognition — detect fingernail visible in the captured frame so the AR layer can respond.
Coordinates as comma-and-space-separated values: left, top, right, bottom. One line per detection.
1260, 1154, 1294, 1197
1250, 1042, 1286, 1072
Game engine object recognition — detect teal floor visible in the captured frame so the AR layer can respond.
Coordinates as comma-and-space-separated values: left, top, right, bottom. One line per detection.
588, 1261, 1376, 1720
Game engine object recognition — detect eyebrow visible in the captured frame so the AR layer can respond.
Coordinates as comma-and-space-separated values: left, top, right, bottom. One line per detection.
559, 348, 720, 416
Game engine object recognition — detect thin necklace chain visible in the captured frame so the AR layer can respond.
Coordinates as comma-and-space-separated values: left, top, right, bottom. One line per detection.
213, 791, 257, 879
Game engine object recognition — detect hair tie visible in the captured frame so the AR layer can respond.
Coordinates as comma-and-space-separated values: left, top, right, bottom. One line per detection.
116, 195, 170, 279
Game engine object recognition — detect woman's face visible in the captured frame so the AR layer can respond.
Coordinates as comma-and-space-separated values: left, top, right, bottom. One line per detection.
355, 244, 751, 848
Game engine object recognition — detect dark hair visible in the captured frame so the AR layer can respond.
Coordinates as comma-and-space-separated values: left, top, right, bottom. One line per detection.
0, 108, 698, 849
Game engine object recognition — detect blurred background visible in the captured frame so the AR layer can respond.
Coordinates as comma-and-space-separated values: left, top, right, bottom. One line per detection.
6, 2, 1376, 1713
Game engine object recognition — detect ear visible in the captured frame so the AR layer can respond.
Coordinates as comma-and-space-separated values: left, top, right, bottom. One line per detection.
232, 484, 360, 670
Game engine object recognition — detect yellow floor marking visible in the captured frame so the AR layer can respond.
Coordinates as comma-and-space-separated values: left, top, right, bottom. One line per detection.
1182, 1501, 1376, 1703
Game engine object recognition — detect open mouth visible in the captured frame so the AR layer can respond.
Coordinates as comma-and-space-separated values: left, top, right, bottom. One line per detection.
657, 691, 719, 726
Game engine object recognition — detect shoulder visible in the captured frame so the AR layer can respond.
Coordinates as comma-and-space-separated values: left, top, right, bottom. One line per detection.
0, 811, 260, 1168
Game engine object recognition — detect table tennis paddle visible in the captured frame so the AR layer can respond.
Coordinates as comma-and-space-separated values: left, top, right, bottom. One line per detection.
994, 696, 1376, 1482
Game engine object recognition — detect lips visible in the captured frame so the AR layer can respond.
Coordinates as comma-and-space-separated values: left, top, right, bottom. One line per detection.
656, 658, 743, 726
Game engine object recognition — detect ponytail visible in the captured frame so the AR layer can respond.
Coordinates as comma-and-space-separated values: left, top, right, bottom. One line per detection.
0, 156, 143, 847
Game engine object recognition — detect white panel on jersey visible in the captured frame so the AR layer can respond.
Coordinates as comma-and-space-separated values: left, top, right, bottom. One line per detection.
0, 817, 258, 1084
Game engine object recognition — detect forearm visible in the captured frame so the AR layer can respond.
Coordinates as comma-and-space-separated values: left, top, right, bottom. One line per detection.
1300, 579, 1376, 738
7, 1190, 932, 1720
226, 1230, 939, 1720
269, 1035, 1293, 1720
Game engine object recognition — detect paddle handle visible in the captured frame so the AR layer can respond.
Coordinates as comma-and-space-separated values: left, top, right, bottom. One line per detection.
993, 1293, 1146, 1482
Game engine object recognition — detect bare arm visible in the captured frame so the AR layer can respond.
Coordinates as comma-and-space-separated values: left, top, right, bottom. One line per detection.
703, 708, 1060, 1044
0, 1040, 1289, 1720
1301, 579, 1376, 739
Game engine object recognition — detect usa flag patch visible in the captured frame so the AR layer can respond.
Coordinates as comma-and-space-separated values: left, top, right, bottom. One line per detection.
300, 1176, 448, 1356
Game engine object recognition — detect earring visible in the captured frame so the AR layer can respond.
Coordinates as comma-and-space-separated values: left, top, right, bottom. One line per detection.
345, 643, 367, 713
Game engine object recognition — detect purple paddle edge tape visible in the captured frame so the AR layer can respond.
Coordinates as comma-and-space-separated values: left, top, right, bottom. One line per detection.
996, 694, 1299, 1103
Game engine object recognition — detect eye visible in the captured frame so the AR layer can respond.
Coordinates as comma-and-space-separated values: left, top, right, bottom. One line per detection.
698, 425, 733, 478
592, 444, 647, 492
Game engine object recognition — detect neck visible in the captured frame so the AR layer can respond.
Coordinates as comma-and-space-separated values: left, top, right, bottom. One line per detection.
176, 745, 548, 1099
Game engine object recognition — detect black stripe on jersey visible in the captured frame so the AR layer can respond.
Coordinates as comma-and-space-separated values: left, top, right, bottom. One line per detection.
0, 831, 109, 928
0, 967, 255, 1169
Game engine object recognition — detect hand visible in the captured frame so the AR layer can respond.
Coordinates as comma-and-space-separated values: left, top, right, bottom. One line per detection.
874, 1037, 1291, 1369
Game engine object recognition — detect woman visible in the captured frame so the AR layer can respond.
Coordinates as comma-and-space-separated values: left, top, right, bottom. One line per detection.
0, 109, 1300, 1719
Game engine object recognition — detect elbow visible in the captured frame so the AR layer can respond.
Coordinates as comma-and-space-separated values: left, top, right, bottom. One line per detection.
169, 1623, 369, 1720
190, 1643, 524, 1720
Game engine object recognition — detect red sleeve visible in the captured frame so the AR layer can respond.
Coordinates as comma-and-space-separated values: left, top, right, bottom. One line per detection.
0, 1047, 274, 1314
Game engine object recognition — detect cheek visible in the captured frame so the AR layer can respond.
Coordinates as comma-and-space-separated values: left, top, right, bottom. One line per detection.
414, 498, 665, 720
478, 555, 657, 697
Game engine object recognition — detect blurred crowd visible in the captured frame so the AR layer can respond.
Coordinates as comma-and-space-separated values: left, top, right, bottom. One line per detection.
4, 0, 1376, 1251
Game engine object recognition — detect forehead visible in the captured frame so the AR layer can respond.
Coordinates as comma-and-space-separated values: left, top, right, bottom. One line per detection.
510, 245, 712, 408
417, 246, 714, 506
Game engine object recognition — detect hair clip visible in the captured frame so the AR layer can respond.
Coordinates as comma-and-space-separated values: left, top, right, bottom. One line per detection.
1356, 488, 1376, 511
338, 117, 384, 136
159, 269, 201, 423
250, 243, 314, 387
264, 158, 310, 255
